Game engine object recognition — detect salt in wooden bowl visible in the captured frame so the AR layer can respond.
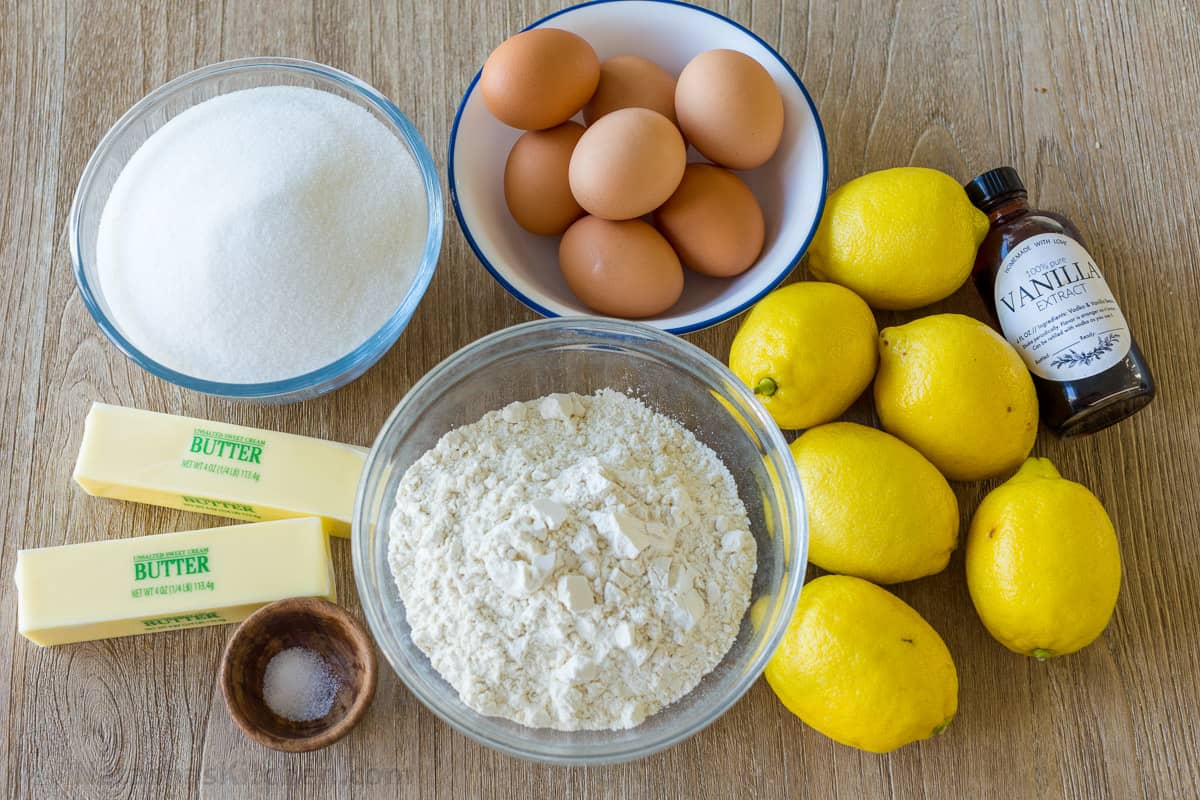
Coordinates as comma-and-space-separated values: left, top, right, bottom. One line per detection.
220, 596, 378, 752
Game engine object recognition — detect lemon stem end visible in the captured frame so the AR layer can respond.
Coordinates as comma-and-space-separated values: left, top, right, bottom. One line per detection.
1014, 458, 1062, 482
754, 377, 778, 397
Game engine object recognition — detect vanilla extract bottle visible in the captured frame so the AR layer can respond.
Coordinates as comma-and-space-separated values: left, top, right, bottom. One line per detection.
966, 167, 1155, 437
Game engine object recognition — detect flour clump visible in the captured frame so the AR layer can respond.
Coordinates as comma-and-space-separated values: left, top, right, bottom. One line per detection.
387, 389, 756, 731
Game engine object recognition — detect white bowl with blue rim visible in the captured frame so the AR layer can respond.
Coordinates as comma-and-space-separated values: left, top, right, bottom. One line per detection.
449, 0, 827, 334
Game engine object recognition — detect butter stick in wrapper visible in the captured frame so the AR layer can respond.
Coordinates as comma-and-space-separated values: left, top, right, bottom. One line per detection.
15, 518, 335, 646
73, 403, 366, 536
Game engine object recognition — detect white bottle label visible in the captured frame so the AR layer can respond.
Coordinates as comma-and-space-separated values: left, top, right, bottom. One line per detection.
994, 233, 1131, 381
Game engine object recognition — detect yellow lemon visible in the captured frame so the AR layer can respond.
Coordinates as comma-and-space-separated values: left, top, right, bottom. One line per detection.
874, 313, 1038, 481
729, 282, 877, 430
790, 422, 958, 583
808, 167, 989, 310
966, 457, 1121, 659
765, 575, 958, 753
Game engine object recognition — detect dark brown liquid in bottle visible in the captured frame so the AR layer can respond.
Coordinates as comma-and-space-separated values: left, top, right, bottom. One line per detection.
968, 169, 1154, 437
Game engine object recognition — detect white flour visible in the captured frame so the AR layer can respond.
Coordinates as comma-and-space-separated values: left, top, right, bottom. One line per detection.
387, 389, 756, 731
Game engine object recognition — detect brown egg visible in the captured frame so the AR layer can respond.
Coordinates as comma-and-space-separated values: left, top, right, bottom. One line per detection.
480, 29, 600, 130
654, 163, 765, 277
675, 49, 784, 170
503, 122, 587, 235
559, 216, 684, 318
583, 55, 678, 126
568, 108, 686, 220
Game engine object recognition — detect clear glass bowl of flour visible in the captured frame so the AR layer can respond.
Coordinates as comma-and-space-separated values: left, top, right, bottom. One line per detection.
353, 318, 808, 765
68, 58, 443, 402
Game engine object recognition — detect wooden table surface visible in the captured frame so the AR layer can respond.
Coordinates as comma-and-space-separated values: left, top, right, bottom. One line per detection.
3, 1, 1199, 798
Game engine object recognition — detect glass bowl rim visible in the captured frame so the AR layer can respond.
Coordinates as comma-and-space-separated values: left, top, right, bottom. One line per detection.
68, 56, 444, 400
351, 316, 808, 764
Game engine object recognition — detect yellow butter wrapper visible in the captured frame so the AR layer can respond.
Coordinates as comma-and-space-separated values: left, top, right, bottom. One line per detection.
15, 518, 335, 646
73, 402, 366, 536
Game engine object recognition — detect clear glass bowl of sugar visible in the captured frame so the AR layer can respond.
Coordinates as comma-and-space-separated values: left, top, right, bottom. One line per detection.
69, 58, 443, 402
353, 318, 808, 765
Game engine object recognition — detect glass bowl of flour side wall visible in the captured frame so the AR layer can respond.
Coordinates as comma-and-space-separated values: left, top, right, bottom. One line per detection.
69, 58, 443, 402
352, 317, 808, 765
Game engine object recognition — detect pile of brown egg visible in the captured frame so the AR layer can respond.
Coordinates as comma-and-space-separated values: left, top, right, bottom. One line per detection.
481, 28, 785, 318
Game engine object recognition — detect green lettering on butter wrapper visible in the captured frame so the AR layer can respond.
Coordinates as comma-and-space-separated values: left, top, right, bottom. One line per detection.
189, 428, 267, 465
133, 547, 211, 581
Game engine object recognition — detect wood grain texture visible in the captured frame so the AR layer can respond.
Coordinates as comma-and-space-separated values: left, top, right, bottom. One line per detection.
2, 0, 1198, 797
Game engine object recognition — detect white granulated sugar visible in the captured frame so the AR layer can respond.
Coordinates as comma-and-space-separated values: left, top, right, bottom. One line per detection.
388, 389, 756, 731
96, 86, 428, 383
262, 646, 340, 722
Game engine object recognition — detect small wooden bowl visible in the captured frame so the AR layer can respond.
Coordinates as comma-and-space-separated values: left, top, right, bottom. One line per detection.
220, 597, 377, 752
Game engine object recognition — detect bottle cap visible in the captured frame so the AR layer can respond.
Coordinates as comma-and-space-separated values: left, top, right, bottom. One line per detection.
965, 167, 1026, 209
